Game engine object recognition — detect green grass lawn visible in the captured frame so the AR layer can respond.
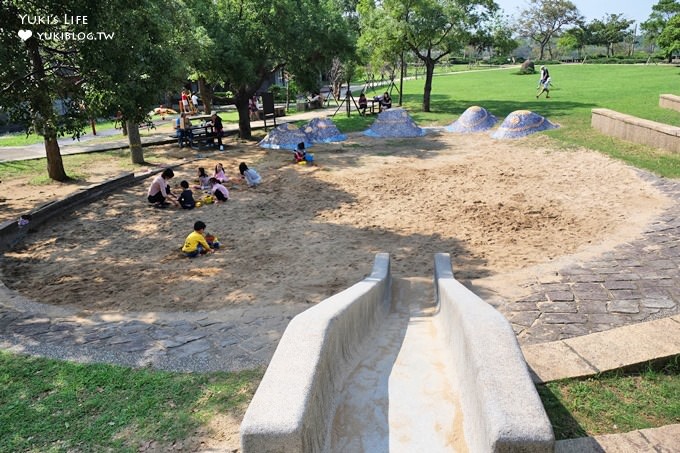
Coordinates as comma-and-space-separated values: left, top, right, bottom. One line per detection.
538, 357, 680, 440
343, 64, 680, 178
0, 351, 262, 452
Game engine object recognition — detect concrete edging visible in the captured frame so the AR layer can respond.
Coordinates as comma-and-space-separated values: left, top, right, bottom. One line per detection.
0, 173, 136, 253
240, 253, 392, 453
659, 93, 680, 112
591, 107, 680, 153
434, 253, 555, 452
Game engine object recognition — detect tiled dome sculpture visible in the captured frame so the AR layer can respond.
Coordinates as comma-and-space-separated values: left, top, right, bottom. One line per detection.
491, 110, 559, 139
364, 108, 425, 138
259, 123, 311, 150
445, 106, 497, 133
303, 118, 347, 143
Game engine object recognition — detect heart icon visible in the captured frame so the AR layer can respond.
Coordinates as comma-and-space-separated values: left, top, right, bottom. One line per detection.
18, 30, 32, 41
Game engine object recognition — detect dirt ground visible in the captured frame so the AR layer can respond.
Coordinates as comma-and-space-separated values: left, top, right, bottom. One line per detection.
0, 130, 671, 451
0, 130, 669, 313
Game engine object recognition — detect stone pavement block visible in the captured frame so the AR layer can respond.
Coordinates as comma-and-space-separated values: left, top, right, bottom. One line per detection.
608, 290, 641, 300
603, 280, 637, 290
522, 341, 598, 383
572, 283, 609, 300
564, 317, 680, 373
641, 298, 676, 309
607, 300, 640, 313
576, 300, 609, 314
541, 313, 588, 324
546, 291, 574, 302
537, 301, 577, 313
555, 424, 680, 453
506, 310, 539, 327
569, 274, 606, 283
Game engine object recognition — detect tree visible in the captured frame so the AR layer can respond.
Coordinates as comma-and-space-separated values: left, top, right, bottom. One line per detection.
191, 0, 354, 140
359, 0, 498, 112
557, 21, 590, 58
0, 0, 93, 181
516, 0, 582, 60
79, 0, 191, 164
590, 14, 635, 57
642, 0, 680, 59
658, 14, 680, 60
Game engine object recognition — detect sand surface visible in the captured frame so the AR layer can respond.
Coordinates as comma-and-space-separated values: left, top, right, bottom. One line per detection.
0, 130, 668, 314
0, 129, 671, 452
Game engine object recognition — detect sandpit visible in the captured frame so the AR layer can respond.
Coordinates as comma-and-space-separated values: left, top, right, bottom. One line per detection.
0, 131, 669, 313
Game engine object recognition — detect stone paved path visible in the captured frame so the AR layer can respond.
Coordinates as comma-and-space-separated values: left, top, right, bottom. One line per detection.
1, 169, 679, 372
498, 170, 680, 345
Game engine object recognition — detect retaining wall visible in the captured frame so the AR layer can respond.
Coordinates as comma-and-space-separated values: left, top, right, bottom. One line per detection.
434, 253, 554, 452
659, 93, 680, 112
240, 253, 392, 453
591, 108, 680, 153
0, 173, 137, 253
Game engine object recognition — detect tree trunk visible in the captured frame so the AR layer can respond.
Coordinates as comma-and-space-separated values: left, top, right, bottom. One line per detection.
45, 134, 68, 181
236, 93, 251, 140
198, 77, 212, 115
26, 36, 68, 181
127, 120, 145, 164
422, 60, 435, 112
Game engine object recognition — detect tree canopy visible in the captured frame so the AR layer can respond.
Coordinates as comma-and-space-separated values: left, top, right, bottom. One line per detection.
516, 0, 582, 60
358, 0, 498, 112
0, 0, 94, 181
188, 0, 355, 139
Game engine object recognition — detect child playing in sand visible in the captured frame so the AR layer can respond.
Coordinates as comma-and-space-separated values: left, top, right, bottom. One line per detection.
177, 180, 196, 209
294, 142, 314, 165
195, 167, 210, 190
239, 162, 262, 187
181, 220, 220, 257
214, 163, 228, 183
209, 177, 230, 202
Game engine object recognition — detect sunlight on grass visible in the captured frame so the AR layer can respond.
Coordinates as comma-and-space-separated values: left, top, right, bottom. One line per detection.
538, 357, 680, 440
0, 351, 263, 452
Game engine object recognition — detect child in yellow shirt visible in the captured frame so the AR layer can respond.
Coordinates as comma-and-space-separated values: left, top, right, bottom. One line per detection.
181, 221, 220, 258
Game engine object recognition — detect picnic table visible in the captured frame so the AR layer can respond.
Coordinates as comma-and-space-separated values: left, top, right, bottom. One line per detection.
188, 124, 216, 150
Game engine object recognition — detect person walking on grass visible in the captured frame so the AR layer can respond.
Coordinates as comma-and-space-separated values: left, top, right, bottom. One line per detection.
536, 65, 551, 99
537, 76, 551, 99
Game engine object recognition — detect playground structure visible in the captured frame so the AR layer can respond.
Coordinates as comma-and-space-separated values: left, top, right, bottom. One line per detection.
240, 253, 554, 452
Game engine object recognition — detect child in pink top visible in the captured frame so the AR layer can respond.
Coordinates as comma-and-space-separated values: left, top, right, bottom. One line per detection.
209, 177, 229, 202
214, 163, 228, 182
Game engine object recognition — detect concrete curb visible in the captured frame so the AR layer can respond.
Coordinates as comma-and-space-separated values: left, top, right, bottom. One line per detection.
660, 93, 680, 112
591, 108, 680, 153
434, 253, 555, 452
555, 423, 680, 452
0, 173, 135, 253
240, 253, 391, 453
522, 315, 680, 383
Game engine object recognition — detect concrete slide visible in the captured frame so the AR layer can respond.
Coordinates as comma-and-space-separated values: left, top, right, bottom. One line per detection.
331, 277, 466, 451
240, 253, 553, 452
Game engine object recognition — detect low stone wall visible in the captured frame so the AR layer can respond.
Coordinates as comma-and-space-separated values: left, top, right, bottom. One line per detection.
0, 173, 136, 253
240, 253, 392, 453
434, 253, 554, 452
659, 93, 680, 112
591, 108, 680, 153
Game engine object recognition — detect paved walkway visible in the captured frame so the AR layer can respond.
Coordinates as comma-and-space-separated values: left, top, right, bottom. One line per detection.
0, 106, 343, 162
